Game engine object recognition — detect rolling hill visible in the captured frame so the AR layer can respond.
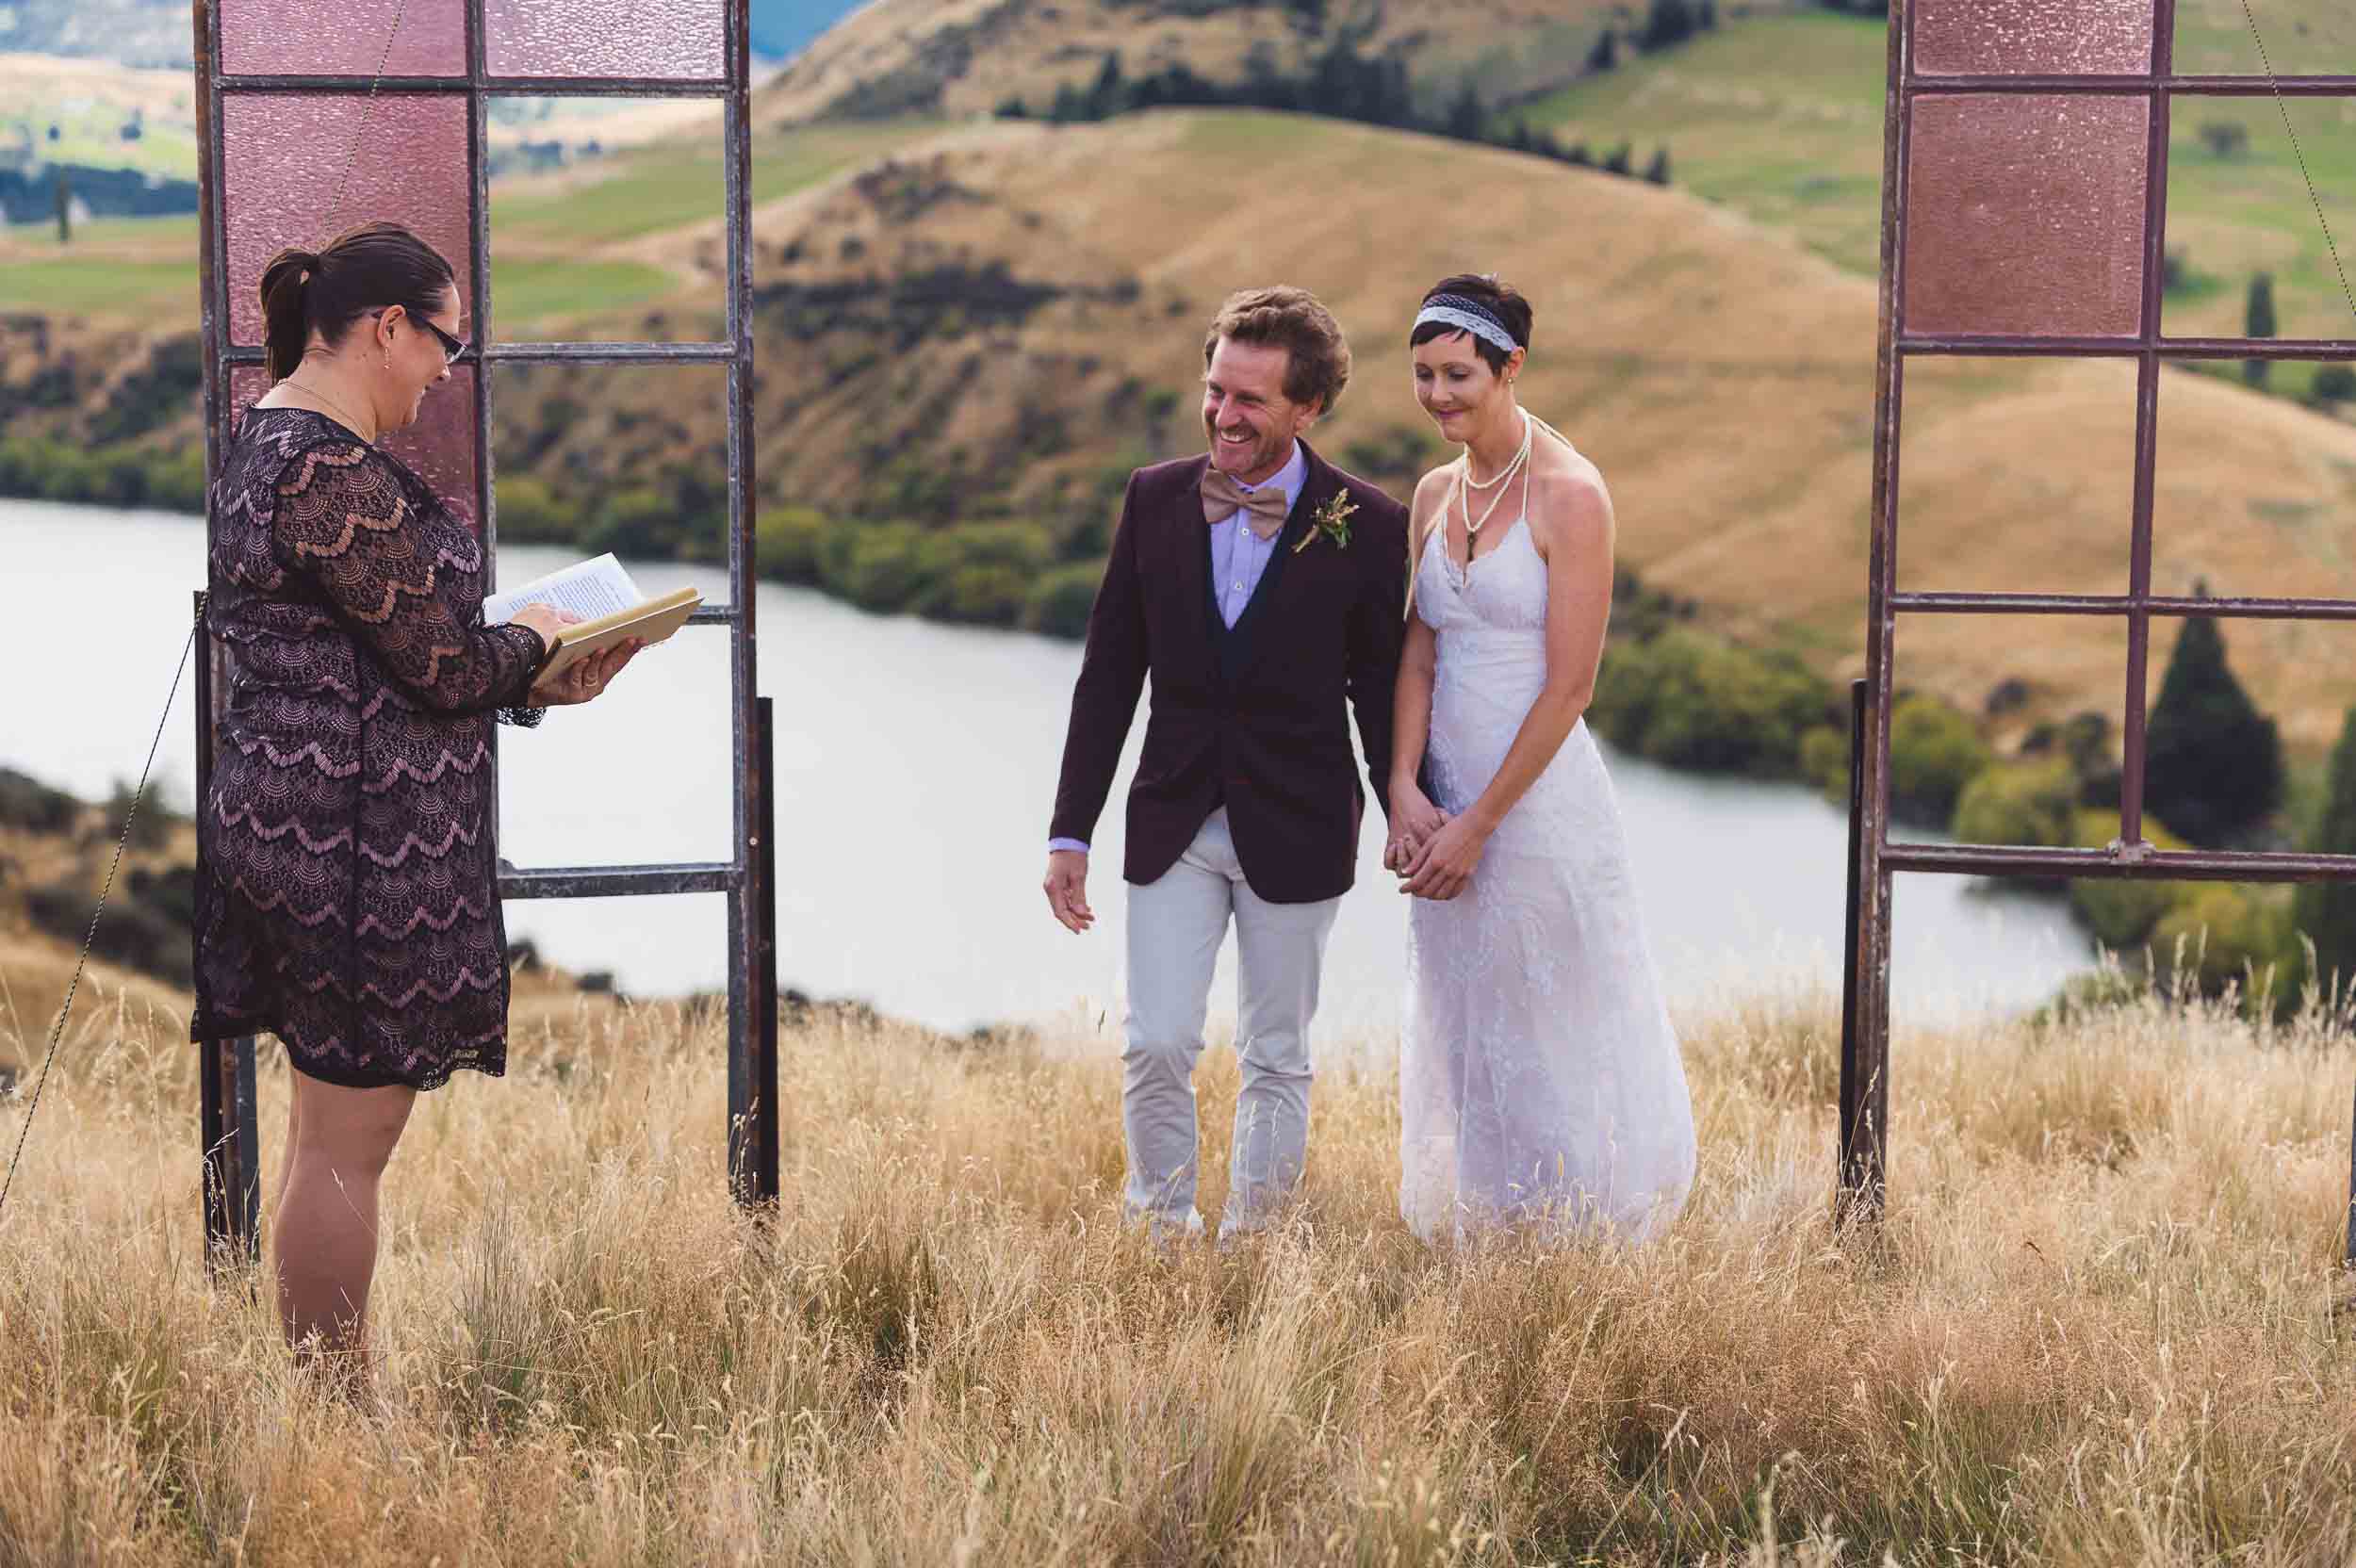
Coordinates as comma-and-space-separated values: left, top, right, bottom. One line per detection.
755, 0, 1644, 127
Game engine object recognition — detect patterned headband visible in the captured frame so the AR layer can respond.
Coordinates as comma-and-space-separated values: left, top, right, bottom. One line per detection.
1414, 294, 1521, 356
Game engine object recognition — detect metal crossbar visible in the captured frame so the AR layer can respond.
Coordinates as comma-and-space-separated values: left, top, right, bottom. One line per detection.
189, 0, 767, 1263
1851, 0, 2356, 1242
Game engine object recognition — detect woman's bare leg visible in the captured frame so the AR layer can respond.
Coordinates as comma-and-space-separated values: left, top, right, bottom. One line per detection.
271, 1070, 302, 1217
272, 1071, 417, 1384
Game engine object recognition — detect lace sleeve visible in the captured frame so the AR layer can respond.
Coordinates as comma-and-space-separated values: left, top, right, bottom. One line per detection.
269, 439, 547, 715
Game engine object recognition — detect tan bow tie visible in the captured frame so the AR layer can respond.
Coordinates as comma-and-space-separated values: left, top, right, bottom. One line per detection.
1202, 468, 1291, 541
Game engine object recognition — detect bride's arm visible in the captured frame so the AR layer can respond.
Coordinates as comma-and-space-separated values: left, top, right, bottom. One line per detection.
1401, 466, 1614, 900
1385, 474, 1449, 870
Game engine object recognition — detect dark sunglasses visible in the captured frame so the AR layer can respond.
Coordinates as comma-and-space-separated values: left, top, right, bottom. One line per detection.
372, 307, 469, 364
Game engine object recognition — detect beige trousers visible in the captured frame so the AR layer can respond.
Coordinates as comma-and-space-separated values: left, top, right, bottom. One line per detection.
1121, 808, 1342, 1240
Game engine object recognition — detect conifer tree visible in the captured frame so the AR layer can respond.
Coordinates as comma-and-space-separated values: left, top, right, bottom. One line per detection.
2245, 271, 2277, 387
2143, 585, 2284, 845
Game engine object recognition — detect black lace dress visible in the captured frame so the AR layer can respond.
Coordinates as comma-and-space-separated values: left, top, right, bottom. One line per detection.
191, 407, 548, 1090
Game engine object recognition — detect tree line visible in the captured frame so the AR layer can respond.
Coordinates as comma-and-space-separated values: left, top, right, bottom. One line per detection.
996, 41, 1676, 188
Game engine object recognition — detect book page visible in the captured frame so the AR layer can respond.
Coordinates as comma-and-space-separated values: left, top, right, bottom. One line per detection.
484, 553, 643, 626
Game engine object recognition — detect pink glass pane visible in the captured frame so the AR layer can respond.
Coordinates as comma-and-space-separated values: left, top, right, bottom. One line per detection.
222, 93, 471, 349
1914, 0, 2153, 76
1904, 94, 2150, 338
484, 0, 724, 78
229, 363, 482, 531
219, 0, 466, 76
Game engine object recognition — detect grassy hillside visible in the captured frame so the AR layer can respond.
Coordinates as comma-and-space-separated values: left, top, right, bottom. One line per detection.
6, 939, 2356, 1559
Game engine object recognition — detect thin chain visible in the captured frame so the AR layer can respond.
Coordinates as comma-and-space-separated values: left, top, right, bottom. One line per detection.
2238, 0, 2356, 330
0, 597, 205, 1227
284, 375, 379, 443
323, 0, 409, 235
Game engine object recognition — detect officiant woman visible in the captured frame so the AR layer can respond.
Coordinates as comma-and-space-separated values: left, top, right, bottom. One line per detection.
189, 220, 640, 1384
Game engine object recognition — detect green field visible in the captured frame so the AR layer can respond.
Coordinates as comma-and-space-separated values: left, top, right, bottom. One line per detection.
0, 120, 933, 335
1514, 9, 2356, 383
489, 120, 935, 248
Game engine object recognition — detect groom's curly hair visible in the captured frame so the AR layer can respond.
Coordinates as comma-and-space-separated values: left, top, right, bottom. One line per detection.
1204, 286, 1351, 416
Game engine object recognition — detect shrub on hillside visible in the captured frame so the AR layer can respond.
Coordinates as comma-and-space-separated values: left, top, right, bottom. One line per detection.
756, 506, 829, 585
823, 521, 937, 615
1887, 693, 1990, 826
1588, 629, 1834, 777
0, 768, 79, 834
2151, 883, 2291, 1000
2067, 808, 2194, 951
927, 564, 1030, 626
495, 475, 576, 544
1950, 758, 2075, 852
1024, 563, 1104, 639
1799, 724, 1849, 800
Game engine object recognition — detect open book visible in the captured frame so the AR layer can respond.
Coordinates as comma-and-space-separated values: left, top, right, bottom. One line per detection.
483, 553, 702, 679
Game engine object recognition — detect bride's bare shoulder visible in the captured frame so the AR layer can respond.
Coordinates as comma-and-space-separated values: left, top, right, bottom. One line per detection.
1526, 428, 1612, 555
1409, 462, 1455, 520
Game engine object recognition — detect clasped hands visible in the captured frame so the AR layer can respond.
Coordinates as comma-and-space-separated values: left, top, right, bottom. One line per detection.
511, 604, 645, 707
1385, 781, 1486, 902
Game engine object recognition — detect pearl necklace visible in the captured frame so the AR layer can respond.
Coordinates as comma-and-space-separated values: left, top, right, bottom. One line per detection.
1454, 411, 1532, 540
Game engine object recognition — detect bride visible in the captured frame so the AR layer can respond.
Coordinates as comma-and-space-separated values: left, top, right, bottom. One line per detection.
1383, 274, 1696, 1243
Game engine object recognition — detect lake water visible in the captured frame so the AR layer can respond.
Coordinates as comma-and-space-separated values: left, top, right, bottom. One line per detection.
4, 498, 2093, 1038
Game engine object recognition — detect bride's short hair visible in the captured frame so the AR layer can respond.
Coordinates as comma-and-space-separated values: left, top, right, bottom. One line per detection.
1412, 273, 1531, 375
1204, 286, 1352, 416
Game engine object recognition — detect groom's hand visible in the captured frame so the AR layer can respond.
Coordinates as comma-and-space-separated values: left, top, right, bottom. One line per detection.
1044, 849, 1094, 934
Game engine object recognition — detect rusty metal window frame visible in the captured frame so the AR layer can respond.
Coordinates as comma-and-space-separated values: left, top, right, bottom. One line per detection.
189, 0, 768, 1263
1850, 0, 2356, 1237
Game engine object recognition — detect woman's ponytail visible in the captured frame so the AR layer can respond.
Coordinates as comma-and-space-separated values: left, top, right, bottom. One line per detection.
260, 247, 320, 382
256, 223, 454, 384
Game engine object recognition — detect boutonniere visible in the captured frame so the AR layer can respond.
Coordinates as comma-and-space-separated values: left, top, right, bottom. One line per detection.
1294, 491, 1358, 554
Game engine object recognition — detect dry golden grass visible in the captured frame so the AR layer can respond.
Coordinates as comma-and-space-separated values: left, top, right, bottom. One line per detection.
7, 930, 2356, 1562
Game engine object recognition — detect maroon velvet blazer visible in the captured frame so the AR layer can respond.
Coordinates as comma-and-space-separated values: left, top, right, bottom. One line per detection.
1050, 441, 1410, 905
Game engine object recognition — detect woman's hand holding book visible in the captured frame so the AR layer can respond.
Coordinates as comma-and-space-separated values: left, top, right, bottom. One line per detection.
530, 636, 644, 706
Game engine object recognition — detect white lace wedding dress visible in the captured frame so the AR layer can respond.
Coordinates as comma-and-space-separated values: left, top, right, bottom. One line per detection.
1400, 506, 1697, 1244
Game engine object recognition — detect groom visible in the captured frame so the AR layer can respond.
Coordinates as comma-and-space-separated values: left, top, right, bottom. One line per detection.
1042, 285, 1410, 1240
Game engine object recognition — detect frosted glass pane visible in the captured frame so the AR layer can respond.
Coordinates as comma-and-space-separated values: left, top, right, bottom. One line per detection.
229, 363, 482, 531
1915, 0, 2153, 76
1904, 94, 2149, 338
219, 0, 465, 76
222, 93, 472, 348
484, 0, 724, 78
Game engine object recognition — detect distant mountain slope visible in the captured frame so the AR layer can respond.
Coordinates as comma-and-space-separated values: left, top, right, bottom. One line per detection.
756, 0, 1635, 126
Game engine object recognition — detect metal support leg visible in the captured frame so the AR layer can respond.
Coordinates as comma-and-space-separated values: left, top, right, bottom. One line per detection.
1838, 678, 1887, 1227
